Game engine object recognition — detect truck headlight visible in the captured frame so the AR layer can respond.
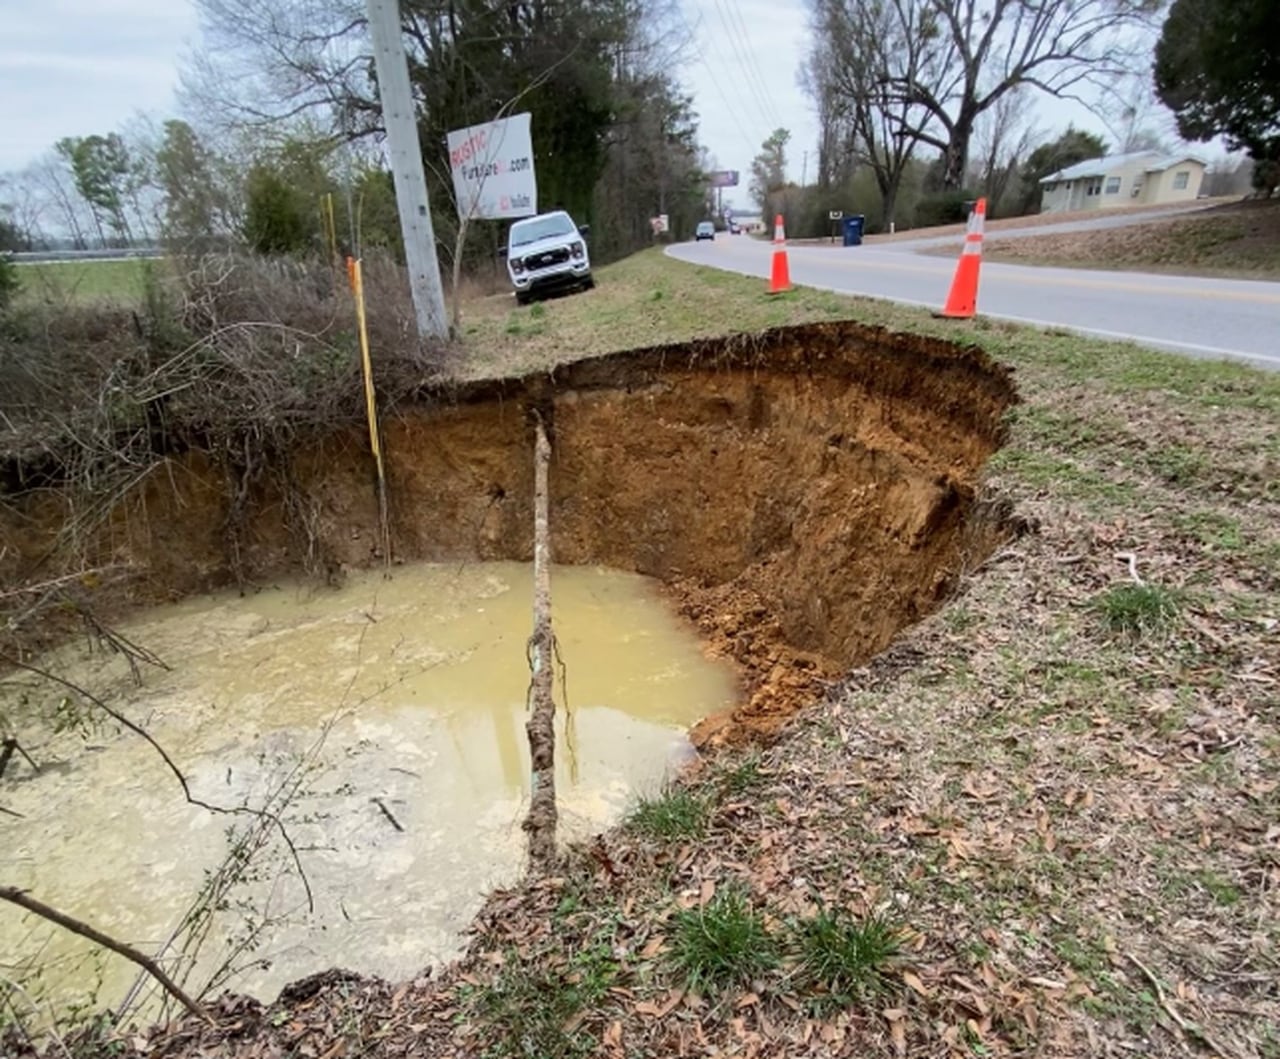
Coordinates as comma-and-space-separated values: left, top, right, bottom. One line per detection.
570, 241, 584, 259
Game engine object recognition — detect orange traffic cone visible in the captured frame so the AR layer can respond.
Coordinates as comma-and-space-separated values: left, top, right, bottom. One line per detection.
768, 214, 792, 294
937, 198, 987, 318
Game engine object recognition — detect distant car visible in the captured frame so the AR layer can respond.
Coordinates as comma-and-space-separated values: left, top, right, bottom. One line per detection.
503, 210, 593, 305
728, 222, 741, 234
695, 221, 716, 241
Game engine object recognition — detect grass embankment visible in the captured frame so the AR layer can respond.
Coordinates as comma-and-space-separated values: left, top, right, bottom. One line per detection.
981, 199, 1280, 280
132, 250, 1279, 1059
856, 198, 1226, 247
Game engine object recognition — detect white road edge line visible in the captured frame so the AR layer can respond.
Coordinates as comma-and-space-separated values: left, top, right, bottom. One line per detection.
663, 247, 1280, 369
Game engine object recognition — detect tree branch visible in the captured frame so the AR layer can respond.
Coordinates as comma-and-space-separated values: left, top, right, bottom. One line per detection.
0, 886, 211, 1024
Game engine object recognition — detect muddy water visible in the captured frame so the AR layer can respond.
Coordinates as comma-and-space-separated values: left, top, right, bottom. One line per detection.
1, 562, 737, 1013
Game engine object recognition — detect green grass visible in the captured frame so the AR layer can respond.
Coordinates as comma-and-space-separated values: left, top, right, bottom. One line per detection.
14, 259, 151, 305
668, 886, 777, 995
794, 908, 901, 1008
1091, 583, 1183, 637
714, 751, 765, 797
472, 935, 618, 1059
627, 787, 709, 841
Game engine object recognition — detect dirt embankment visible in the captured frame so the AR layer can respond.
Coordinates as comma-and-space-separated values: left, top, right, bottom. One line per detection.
981, 198, 1280, 278
0, 320, 1017, 742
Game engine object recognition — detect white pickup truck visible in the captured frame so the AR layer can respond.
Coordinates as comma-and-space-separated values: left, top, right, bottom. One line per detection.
503, 210, 594, 305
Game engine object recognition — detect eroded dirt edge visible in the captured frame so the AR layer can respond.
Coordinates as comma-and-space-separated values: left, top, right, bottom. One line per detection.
1, 320, 1018, 745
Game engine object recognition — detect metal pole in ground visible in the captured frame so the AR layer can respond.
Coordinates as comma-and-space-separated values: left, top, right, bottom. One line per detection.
364, 0, 449, 340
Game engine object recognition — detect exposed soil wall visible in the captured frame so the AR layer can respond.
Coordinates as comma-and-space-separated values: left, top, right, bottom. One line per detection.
0, 321, 1017, 742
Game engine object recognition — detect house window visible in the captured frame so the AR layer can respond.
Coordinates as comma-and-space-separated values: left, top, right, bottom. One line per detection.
1045, 182, 1057, 192
1086, 179, 1103, 196
1105, 177, 1122, 194
1172, 171, 1190, 190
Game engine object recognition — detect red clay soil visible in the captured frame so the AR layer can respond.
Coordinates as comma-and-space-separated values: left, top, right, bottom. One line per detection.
1, 321, 1016, 747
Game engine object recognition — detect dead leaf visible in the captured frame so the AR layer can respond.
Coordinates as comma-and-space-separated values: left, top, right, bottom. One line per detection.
657, 989, 684, 1017
902, 971, 930, 998
700, 879, 716, 906
640, 935, 666, 959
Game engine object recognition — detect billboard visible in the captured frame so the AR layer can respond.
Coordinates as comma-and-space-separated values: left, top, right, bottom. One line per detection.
447, 112, 537, 221
708, 170, 740, 188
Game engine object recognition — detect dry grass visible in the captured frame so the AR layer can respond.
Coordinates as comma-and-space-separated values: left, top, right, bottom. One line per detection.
85, 248, 1280, 1059
454, 250, 866, 380
856, 198, 1230, 246
980, 199, 1280, 279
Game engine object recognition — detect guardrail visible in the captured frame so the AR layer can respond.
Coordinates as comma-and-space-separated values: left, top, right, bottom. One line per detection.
10, 247, 164, 264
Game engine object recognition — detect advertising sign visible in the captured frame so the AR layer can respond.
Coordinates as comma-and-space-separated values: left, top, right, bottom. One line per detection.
650, 214, 670, 234
708, 170, 740, 188
447, 112, 537, 221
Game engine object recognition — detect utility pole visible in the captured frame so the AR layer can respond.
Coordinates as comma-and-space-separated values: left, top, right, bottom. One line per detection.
364, 0, 449, 340
801, 150, 808, 188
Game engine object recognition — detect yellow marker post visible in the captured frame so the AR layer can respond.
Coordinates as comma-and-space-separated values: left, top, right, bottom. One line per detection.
347, 256, 391, 564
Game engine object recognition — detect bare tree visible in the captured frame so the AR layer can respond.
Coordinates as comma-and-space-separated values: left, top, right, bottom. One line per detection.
1096, 70, 1179, 153
971, 86, 1037, 214
804, 0, 944, 228
182, 0, 375, 136
816, 0, 1161, 191
23, 153, 93, 249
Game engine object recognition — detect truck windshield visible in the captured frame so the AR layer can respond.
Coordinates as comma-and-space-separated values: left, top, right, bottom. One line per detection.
510, 214, 575, 247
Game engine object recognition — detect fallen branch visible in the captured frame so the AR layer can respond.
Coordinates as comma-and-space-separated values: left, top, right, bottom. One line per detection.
1127, 953, 1237, 1059
0, 886, 210, 1024
0, 654, 313, 912
0, 737, 39, 781
371, 796, 404, 832
522, 410, 558, 868
1115, 551, 1144, 585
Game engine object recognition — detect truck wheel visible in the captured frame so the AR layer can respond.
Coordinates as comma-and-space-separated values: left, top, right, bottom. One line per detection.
582, 276, 595, 291
516, 290, 531, 306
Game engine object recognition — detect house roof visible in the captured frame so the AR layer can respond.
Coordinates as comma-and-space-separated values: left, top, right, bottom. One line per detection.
1040, 150, 1206, 184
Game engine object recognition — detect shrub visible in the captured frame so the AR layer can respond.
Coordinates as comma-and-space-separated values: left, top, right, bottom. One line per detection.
914, 189, 980, 228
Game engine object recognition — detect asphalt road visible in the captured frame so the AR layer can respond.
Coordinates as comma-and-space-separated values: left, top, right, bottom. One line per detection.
667, 235, 1280, 370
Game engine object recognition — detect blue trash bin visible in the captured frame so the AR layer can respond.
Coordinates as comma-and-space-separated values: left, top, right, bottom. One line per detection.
842, 215, 865, 246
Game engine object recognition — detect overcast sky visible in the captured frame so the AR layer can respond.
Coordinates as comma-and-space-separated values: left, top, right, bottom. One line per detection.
1, 0, 1166, 194
0, 0, 198, 171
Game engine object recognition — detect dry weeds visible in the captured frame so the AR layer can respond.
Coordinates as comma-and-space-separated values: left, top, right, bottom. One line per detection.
980, 199, 1280, 279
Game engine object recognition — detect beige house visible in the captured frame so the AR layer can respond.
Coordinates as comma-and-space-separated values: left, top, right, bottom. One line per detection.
1039, 151, 1206, 213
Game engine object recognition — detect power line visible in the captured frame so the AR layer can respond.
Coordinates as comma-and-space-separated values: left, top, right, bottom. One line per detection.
723, 0, 788, 129
678, 7, 760, 162
709, 0, 786, 132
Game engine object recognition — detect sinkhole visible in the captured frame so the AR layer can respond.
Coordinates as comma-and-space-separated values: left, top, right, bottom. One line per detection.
0, 319, 1017, 1012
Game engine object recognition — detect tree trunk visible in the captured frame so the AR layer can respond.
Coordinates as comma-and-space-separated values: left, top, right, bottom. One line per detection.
943, 116, 974, 190
523, 413, 558, 868
882, 184, 899, 232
